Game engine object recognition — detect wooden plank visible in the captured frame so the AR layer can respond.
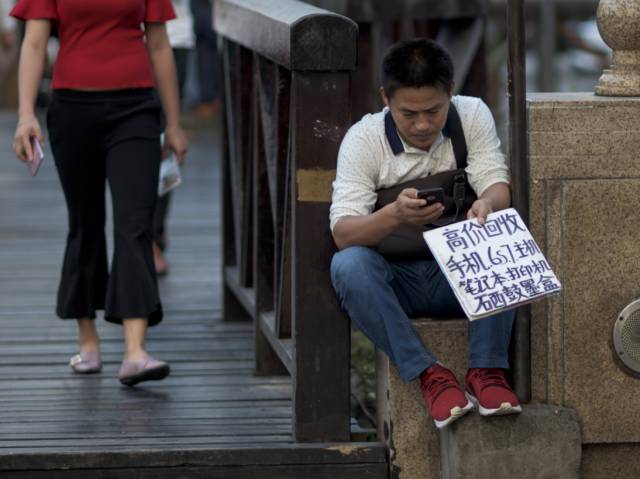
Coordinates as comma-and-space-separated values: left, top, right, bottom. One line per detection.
221, 43, 237, 272
223, 39, 243, 272
1, 463, 388, 478
0, 443, 386, 470
0, 374, 289, 389
275, 66, 293, 339
0, 425, 294, 439
0, 404, 291, 416
253, 56, 288, 376
238, 44, 255, 287
224, 265, 256, 318
0, 412, 292, 423
258, 311, 293, 372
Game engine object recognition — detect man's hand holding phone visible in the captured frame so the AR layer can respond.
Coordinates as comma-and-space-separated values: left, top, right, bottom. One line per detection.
416, 187, 445, 206
392, 187, 445, 226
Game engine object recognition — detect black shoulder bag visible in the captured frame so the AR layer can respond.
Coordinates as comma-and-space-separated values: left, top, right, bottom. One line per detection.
374, 104, 477, 260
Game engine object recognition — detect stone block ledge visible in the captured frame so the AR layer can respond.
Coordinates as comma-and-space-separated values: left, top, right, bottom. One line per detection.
440, 404, 581, 479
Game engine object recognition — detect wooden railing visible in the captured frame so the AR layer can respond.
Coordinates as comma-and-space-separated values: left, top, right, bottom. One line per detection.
214, 0, 358, 442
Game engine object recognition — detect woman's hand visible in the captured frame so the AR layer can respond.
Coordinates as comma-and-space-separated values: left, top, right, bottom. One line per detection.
13, 116, 44, 162
163, 125, 188, 165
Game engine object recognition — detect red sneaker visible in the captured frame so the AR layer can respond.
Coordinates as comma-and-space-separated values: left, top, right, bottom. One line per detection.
465, 368, 522, 416
420, 364, 473, 429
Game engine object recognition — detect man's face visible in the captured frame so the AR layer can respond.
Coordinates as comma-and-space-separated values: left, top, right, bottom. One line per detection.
381, 85, 452, 151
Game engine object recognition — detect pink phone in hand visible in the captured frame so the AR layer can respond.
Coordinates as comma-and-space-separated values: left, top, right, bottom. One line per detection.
28, 137, 44, 177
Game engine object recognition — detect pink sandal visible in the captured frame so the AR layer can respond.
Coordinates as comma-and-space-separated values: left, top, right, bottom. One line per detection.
69, 351, 102, 374
118, 355, 170, 386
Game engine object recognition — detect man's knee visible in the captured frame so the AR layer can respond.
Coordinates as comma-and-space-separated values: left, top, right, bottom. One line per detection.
331, 246, 386, 288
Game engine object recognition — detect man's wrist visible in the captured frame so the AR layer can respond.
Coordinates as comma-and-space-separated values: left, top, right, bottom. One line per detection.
478, 197, 493, 210
382, 202, 401, 228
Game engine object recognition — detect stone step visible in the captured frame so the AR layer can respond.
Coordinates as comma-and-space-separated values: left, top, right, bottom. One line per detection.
440, 404, 581, 479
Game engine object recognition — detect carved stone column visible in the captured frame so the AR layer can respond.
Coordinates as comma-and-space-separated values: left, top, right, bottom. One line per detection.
596, 0, 640, 96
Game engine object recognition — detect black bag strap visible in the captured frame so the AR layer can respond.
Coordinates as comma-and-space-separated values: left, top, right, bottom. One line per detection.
446, 102, 468, 169
444, 103, 469, 220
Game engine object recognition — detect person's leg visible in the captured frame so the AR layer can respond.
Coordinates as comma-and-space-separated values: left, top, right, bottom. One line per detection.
152, 193, 170, 275
105, 134, 162, 330
190, 0, 220, 112
195, 27, 219, 103
123, 317, 148, 361
77, 319, 100, 353
173, 47, 190, 100
331, 246, 437, 383
422, 264, 514, 368
423, 265, 520, 415
152, 194, 170, 251
119, 317, 169, 386
105, 119, 170, 385
331, 247, 473, 427
104, 92, 164, 330
47, 94, 108, 361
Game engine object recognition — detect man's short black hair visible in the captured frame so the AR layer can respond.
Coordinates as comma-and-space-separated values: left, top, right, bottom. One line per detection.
381, 38, 454, 98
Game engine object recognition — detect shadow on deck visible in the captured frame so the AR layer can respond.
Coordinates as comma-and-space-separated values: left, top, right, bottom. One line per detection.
0, 112, 386, 477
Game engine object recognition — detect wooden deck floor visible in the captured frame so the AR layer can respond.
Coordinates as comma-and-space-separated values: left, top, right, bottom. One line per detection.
0, 111, 386, 477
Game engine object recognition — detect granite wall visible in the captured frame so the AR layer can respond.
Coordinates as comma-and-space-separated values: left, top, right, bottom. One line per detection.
528, 92, 640, 476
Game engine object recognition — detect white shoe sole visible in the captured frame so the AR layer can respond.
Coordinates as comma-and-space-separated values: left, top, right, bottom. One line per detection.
433, 394, 475, 429
467, 393, 522, 416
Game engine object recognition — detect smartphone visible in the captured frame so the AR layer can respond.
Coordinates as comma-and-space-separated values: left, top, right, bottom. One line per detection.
416, 187, 444, 206
28, 137, 44, 177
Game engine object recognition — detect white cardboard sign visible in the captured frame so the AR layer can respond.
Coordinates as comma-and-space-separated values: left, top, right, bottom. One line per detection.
423, 208, 561, 320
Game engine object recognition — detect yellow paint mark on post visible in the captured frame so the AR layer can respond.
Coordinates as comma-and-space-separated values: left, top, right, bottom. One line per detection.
296, 168, 336, 202
326, 445, 357, 455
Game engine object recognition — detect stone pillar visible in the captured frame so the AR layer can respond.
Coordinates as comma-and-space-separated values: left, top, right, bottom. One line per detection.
528, 93, 640, 478
595, 0, 640, 96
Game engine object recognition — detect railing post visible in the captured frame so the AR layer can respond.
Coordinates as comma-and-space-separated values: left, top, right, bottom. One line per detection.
507, 0, 531, 402
290, 71, 352, 442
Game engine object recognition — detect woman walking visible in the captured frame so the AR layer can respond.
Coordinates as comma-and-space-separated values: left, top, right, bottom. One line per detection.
10, 0, 188, 386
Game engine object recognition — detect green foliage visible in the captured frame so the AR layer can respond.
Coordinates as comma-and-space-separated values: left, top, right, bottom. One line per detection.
350, 328, 376, 428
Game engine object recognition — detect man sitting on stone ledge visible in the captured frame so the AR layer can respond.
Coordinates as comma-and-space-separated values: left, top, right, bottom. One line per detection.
330, 39, 522, 429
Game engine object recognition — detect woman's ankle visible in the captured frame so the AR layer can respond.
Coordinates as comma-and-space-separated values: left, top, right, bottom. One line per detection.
77, 318, 100, 352
122, 317, 148, 362
123, 349, 148, 362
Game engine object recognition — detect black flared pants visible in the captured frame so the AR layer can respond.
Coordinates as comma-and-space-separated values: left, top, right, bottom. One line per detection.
47, 89, 163, 326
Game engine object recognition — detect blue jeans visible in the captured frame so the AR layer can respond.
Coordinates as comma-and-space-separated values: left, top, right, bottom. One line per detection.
331, 246, 515, 383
